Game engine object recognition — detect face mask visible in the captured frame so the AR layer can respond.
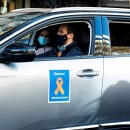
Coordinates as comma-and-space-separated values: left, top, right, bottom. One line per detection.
56, 34, 67, 45
38, 36, 49, 46
58, 45, 66, 52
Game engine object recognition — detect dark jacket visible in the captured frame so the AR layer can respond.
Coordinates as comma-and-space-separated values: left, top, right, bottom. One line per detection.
38, 41, 83, 57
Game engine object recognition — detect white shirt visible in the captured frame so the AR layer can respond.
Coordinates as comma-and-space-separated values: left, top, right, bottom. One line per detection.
36, 46, 52, 55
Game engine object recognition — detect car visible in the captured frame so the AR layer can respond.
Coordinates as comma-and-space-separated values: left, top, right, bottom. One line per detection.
1, 7, 130, 130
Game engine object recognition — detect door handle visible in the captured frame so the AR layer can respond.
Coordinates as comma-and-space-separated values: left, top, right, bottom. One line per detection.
77, 69, 100, 78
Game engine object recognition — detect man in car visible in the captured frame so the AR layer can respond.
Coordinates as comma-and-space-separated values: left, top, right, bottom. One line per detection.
38, 23, 83, 57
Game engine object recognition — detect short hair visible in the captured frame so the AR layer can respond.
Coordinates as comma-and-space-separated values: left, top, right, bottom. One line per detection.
66, 24, 76, 34
66, 23, 77, 41
58, 23, 77, 41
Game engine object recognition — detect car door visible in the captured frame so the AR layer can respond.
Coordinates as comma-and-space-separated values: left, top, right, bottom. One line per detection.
0, 15, 103, 130
100, 16, 130, 129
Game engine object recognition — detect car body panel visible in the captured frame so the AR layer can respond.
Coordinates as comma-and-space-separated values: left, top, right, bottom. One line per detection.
100, 56, 130, 129
0, 58, 103, 130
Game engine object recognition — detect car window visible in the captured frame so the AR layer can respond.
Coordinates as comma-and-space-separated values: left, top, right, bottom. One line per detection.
17, 33, 32, 45
34, 22, 91, 57
110, 20, 130, 55
0, 12, 44, 36
15, 21, 92, 58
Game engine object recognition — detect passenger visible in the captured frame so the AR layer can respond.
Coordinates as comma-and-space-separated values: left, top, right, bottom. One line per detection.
36, 29, 52, 55
39, 23, 83, 57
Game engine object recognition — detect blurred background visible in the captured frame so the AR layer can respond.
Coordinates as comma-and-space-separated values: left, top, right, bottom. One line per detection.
1, 0, 130, 14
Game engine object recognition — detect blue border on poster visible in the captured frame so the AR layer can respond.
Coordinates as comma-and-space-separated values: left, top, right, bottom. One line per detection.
49, 70, 70, 103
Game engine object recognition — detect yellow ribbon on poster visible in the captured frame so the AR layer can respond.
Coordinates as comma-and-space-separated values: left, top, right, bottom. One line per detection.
54, 77, 64, 95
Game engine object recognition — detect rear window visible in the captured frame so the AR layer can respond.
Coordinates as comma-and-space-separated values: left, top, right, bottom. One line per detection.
110, 21, 130, 55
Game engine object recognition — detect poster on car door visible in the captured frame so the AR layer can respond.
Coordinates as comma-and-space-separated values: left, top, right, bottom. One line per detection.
49, 70, 70, 103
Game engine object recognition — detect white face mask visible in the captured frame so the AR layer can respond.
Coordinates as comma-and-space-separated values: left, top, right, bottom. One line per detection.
38, 36, 49, 46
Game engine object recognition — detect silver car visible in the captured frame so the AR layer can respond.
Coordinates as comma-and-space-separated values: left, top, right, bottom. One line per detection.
0, 7, 130, 130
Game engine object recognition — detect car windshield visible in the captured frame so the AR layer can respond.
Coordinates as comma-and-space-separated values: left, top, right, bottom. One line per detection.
0, 12, 44, 36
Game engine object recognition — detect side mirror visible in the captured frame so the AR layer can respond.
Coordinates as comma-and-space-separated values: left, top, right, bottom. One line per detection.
1, 42, 36, 63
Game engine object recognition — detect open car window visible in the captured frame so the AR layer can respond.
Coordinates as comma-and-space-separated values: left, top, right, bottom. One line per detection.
15, 21, 91, 58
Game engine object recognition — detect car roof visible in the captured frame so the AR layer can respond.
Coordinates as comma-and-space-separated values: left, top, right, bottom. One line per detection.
11, 8, 53, 13
11, 7, 130, 14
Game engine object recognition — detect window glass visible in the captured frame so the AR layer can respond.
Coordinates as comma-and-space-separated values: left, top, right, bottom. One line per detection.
0, 12, 44, 36
110, 21, 130, 55
17, 33, 32, 45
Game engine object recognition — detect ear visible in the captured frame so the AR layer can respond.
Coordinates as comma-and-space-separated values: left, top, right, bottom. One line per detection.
67, 33, 74, 39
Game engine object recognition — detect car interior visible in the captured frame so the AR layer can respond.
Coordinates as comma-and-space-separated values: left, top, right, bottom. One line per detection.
33, 22, 91, 57
110, 21, 130, 55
